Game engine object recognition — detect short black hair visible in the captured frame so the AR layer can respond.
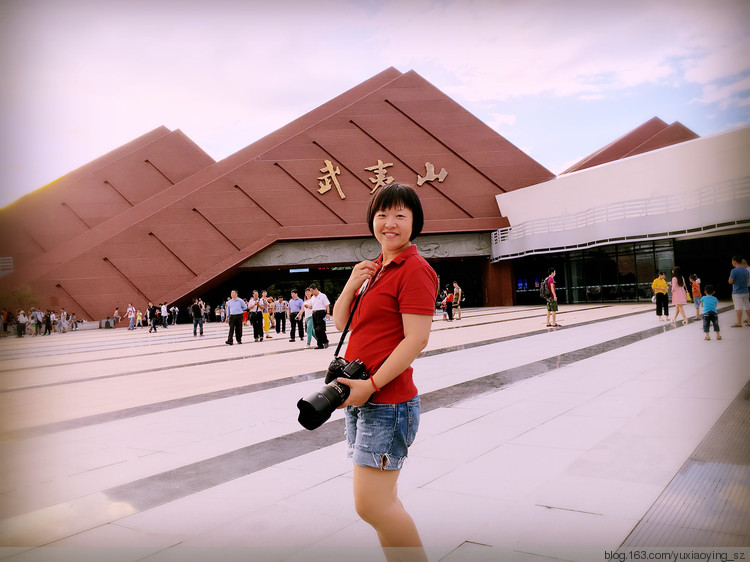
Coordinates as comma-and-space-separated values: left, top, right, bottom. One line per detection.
366, 183, 424, 241
548, 268, 556, 275
704, 284, 715, 295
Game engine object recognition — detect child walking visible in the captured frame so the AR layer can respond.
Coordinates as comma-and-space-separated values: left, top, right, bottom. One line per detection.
689, 274, 701, 319
701, 285, 721, 341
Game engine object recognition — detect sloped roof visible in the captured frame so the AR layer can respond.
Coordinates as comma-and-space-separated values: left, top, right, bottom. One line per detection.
561, 117, 699, 174
0, 68, 554, 319
0, 127, 215, 269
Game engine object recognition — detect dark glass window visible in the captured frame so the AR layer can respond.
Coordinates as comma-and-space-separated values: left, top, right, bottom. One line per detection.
511, 240, 674, 304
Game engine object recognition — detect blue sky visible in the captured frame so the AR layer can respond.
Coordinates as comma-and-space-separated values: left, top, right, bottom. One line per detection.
1, 0, 748, 207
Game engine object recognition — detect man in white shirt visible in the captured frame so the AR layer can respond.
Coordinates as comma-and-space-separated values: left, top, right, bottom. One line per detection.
160, 303, 169, 328
247, 290, 264, 342
127, 303, 136, 330
309, 283, 330, 349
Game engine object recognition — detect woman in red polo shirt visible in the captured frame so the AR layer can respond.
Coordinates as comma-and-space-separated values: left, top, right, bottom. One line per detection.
333, 183, 437, 560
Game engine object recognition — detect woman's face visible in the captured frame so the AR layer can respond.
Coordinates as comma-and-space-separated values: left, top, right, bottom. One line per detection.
372, 205, 413, 255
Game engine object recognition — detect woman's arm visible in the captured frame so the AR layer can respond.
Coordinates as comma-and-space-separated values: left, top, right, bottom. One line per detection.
338, 313, 432, 407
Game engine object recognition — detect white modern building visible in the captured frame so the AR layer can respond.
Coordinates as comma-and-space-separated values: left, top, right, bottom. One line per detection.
492, 126, 750, 304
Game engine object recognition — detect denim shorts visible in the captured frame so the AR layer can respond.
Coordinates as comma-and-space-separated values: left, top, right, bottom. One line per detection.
345, 396, 420, 471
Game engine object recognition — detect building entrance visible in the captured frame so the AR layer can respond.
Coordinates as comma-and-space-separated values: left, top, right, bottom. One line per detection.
190, 255, 487, 321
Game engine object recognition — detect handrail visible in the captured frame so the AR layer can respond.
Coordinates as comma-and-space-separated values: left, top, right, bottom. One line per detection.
492, 177, 750, 245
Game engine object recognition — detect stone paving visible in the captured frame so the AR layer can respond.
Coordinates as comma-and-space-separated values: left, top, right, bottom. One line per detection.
0, 304, 747, 561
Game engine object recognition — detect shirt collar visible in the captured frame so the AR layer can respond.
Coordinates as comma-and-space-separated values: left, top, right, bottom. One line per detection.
378, 244, 418, 269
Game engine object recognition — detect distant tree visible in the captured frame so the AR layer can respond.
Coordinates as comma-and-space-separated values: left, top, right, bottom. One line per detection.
0, 284, 40, 312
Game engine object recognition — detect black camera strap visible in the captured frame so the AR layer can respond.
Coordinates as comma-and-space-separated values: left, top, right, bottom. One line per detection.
334, 279, 368, 357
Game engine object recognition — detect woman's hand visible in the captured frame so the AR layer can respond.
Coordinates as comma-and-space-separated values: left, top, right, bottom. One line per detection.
336, 377, 374, 408
345, 260, 378, 294
333, 259, 379, 330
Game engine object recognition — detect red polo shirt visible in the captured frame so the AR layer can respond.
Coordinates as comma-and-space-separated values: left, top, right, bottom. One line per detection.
344, 244, 438, 404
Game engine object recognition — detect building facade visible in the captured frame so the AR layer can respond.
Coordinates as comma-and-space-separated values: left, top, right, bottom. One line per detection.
0, 68, 553, 320
2, 68, 748, 321
493, 126, 750, 303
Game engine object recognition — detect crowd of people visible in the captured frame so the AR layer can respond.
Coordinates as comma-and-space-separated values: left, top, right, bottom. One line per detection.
221, 284, 331, 348
649, 255, 749, 340
437, 281, 463, 321
0, 307, 81, 337
534, 256, 750, 338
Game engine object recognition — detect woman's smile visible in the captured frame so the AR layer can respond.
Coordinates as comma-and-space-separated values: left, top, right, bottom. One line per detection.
374, 206, 413, 260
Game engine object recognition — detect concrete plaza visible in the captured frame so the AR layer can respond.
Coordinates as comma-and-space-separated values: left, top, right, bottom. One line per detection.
0, 303, 748, 561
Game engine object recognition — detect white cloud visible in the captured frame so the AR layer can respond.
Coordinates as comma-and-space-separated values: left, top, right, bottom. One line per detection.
696, 75, 750, 110
372, 0, 749, 109
0, 0, 748, 206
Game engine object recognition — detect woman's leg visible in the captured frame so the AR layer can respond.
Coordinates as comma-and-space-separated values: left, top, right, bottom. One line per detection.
678, 304, 687, 322
352, 465, 427, 562
306, 317, 316, 345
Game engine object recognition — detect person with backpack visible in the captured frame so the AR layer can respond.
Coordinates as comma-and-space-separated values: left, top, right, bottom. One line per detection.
541, 268, 559, 327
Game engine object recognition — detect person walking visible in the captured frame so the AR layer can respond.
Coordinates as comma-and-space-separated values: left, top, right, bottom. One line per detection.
126, 303, 136, 330
544, 268, 559, 327
260, 290, 273, 339
670, 266, 689, 325
248, 290, 264, 342
729, 255, 750, 327
147, 302, 159, 333
309, 283, 330, 349
441, 284, 454, 321
300, 288, 317, 348
288, 290, 304, 342
701, 285, 721, 340
31, 308, 43, 336
191, 298, 204, 337
16, 310, 27, 337
160, 303, 169, 328
274, 296, 287, 334
689, 274, 702, 319
42, 310, 52, 335
332, 182, 437, 561
225, 290, 247, 345
452, 281, 463, 320
651, 271, 669, 321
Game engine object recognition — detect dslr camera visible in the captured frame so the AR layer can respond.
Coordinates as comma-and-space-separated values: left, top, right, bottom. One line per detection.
297, 357, 369, 430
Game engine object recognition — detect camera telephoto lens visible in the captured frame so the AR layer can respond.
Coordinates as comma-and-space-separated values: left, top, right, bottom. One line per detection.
297, 357, 369, 430
297, 381, 350, 430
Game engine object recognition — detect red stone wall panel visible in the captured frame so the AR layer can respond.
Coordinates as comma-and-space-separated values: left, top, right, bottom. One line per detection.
560, 117, 695, 174
142, 130, 216, 184
625, 122, 699, 157
0, 128, 214, 275
248, 159, 353, 226
352, 114, 501, 218
89, 160, 172, 210
386, 98, 554, 190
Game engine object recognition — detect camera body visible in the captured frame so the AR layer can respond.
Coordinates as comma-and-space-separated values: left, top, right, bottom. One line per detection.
324, 356, 368, 384
297, 357, 370, 430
